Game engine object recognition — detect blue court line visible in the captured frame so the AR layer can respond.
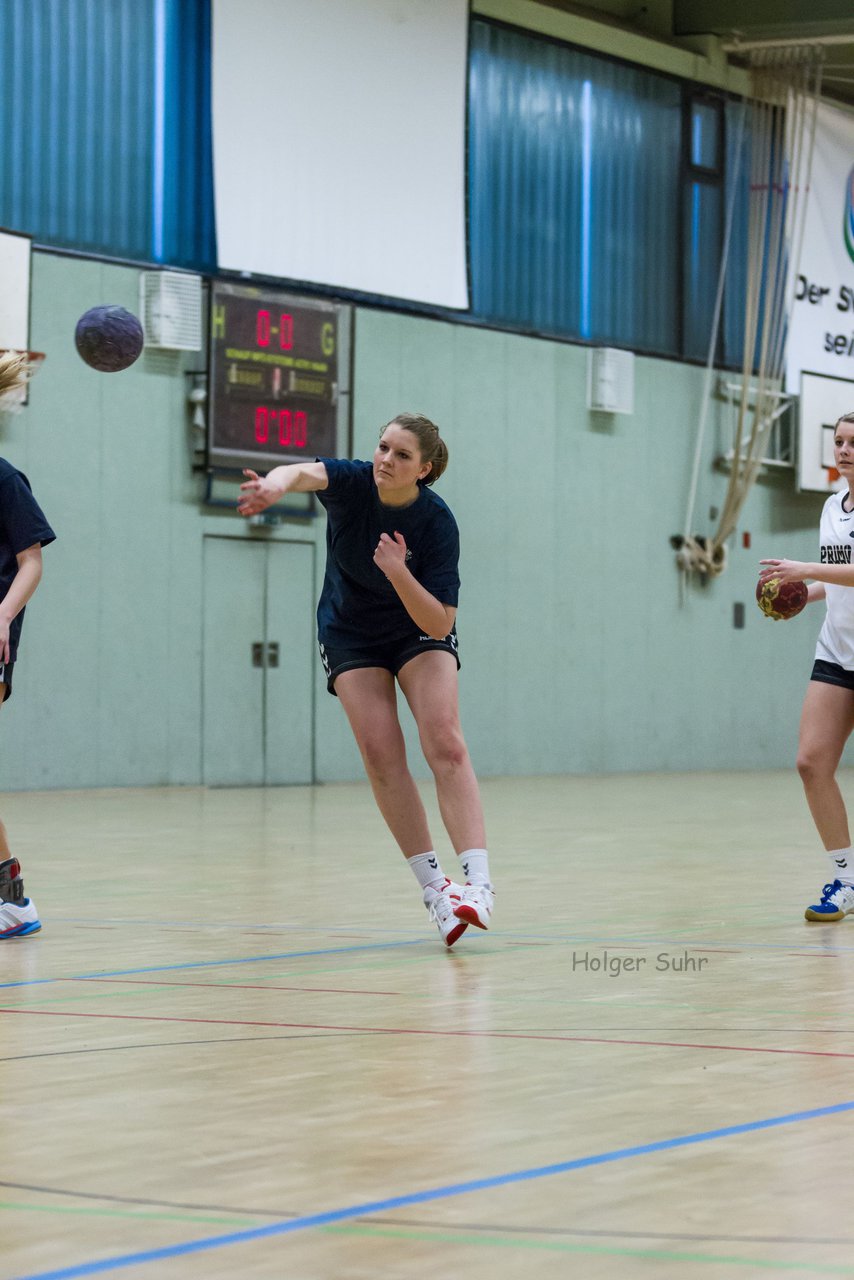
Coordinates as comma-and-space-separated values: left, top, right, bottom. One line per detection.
39, 915, 854, 954
10, 1099, 854, 1280
0, 939, 426, 990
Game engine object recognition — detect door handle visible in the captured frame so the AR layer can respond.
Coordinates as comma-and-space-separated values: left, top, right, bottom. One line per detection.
267, 642, 280, 668
252, 642, 264, 668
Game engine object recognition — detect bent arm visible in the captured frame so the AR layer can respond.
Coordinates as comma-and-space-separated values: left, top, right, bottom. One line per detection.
237, 461, 329, 515
388, 571, 456, 640
373, 532, 457, 639
0, 544, 43, 663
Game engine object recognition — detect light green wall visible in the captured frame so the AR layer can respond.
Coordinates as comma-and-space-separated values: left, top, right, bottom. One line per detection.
351, 307, 827, 779
0, 251, 832, 791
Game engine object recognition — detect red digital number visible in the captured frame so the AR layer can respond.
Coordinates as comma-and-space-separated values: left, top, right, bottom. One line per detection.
279, 314, 293, 350
256, 310, 271, 346
254, 407, 309, 449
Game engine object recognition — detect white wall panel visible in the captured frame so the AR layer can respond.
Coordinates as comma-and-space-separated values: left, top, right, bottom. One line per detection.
212, 0, 469, 308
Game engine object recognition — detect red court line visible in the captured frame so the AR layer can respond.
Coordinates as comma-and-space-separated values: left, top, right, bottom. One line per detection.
2, 1006, 854, 1060
66, 979, 403, 996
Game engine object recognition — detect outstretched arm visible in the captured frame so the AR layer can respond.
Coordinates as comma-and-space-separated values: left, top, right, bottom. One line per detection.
237, 462, 329, 516
759, 558, 854, 590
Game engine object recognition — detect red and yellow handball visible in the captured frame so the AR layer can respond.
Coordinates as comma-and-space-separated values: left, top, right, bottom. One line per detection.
756, 576, 808, 621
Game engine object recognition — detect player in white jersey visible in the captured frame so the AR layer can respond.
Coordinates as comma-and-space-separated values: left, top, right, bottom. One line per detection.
759, 410, 854, 922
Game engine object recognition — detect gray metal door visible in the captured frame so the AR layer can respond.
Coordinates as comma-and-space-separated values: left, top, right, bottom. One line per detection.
264, 539, 314, 785
202, 537, 314, 786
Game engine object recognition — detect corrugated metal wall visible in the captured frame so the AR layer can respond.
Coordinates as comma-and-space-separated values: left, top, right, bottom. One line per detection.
722, 99, 750, 371
160, 0, 216, 269
469, 19, 684, 355
2, 5, 738, 357
0, 0, 215, 269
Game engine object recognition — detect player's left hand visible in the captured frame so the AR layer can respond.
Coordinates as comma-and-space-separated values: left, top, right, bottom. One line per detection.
374, 531, 408, 579
758, 558, 807, 585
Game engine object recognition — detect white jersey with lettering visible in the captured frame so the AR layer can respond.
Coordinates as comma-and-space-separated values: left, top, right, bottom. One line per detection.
816, 490, 854, 669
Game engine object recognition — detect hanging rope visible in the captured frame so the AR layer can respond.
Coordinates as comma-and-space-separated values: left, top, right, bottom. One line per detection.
678, 47, 823, 581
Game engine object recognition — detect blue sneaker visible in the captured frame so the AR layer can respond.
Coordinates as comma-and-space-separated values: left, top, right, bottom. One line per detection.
804, 880, 854, 922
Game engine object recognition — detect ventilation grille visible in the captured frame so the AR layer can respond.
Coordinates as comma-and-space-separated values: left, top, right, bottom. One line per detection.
139, 271, 203, 350
587, 347, 635, 415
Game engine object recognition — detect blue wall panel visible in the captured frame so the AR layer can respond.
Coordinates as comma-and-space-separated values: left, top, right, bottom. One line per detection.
0, 0, 155, 259
469, 20, 682, 354
0, 0, 215, 269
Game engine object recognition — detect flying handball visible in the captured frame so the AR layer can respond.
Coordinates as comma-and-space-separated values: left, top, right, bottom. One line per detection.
75, 305, 144, 372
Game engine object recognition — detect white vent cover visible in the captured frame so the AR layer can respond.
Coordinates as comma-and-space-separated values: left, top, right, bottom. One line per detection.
139, 271, 203, 350
587, 347, 635, 415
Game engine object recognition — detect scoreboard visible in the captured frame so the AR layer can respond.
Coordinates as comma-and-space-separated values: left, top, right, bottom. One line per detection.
207, 281, 351, 472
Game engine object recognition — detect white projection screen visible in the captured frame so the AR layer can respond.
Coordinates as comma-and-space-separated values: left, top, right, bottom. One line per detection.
212, 0, 470, 309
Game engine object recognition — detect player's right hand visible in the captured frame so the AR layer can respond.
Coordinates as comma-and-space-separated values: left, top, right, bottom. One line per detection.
237, 469, 276, 516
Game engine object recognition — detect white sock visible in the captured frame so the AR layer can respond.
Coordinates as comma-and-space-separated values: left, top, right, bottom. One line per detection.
458, 848, 491, 885
407, 852, 446, 896
828, 847, 854, 885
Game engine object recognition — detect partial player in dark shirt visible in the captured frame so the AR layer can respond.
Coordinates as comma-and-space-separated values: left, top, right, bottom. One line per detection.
0, 352, 57, 938
239, 413, 494, 946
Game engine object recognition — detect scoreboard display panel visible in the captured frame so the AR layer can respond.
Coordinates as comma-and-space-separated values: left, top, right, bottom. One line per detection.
207, 281, 351, 471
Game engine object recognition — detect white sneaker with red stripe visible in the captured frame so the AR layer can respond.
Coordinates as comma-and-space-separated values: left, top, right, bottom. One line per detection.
425, 879, 468, 947
454, 881, 494, 930
0, 857, 41, 938
0, 895, 41, 938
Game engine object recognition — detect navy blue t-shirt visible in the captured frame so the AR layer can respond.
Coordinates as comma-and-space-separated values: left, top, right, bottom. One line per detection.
0, 457, 56, 661
316, 458, 460, 647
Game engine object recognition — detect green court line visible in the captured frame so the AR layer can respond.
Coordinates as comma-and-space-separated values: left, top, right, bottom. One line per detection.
320, 1222, 854, 1273
5, 959, 854, 1031
0, 1202, 257, 1227
50, 914, 854, 955
3, 968, 853, 1029
5, 975, 846, 1039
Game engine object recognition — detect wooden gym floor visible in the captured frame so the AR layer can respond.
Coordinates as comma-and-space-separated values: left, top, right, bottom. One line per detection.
2, 770, 854, 1280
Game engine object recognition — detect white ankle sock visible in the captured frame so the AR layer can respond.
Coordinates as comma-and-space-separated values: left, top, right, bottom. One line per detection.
407, 852, 446, 895
829, 847, 854, 885
458, 848, 490, 885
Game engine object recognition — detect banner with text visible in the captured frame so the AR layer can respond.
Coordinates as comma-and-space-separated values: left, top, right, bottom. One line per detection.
785, 99, 854, 393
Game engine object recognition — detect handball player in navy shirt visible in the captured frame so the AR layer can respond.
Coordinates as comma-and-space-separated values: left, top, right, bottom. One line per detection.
0, 352, 56, 938
239, 413, 494, 945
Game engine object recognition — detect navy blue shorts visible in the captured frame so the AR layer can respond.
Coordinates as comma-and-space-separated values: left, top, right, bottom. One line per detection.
319, 631, 459, 695
0, 661, 13, 702
811, 659, 854, 691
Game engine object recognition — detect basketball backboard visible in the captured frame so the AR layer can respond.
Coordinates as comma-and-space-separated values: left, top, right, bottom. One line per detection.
0, 228, 42, 411
0, 227, 31, 351
798, 371, 854, 493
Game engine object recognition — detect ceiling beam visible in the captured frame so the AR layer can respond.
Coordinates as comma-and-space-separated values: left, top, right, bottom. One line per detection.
722, 33, 854, 51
